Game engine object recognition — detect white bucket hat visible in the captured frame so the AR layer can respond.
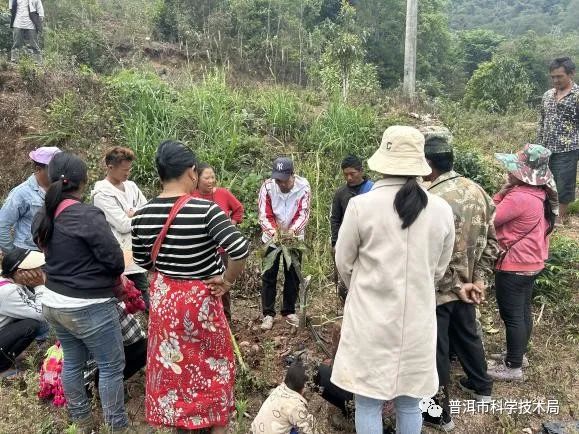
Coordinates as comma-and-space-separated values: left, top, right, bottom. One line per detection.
368, 126, 432, 177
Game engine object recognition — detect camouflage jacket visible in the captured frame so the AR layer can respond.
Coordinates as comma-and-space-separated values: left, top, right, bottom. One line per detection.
428, 171, 499, 305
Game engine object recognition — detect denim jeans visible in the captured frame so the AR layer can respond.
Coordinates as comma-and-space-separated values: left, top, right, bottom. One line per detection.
43, 301, 128, 429
35, 320, 50, 341
355, 394, 422, 434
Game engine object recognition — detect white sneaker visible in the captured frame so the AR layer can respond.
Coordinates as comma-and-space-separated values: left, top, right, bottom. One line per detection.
261, 315, 274, 330
285, 314, 299, 328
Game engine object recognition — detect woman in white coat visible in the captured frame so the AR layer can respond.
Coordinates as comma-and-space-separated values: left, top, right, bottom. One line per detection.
331, 126, 456, 434
91, 147, 149, 306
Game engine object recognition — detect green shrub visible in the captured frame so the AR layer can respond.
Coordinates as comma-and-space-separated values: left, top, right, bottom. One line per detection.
535, 235, 579, 306
464, 56, 533, 113
152, 0, 179, 42
0, 11, 11, 54
17, 57, 42, 91
36, 91, 84, 144
567, 199, 579, 216
46, 28, 115, 73
453, 149, 503, 195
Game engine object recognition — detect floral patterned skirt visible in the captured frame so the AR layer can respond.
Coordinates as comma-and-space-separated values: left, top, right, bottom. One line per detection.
145, 273, 235, 429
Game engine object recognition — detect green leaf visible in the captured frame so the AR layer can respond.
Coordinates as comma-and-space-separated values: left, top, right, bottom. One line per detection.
261, 247, 282, 275
281, 246, 292, 269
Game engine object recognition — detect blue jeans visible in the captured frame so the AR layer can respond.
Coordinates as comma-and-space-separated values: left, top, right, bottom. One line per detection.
355, 394, 422, 434
43, 301, 128, 429
35, 320, 50, 341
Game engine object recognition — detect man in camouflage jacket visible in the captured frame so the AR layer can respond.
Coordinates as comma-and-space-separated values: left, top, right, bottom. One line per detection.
420, 126, 498, 431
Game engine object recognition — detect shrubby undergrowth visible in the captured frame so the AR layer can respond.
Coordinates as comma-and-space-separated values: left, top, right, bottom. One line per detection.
7, 59, 576, 304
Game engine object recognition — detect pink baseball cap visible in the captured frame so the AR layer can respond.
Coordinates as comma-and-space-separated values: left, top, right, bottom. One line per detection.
29, 146, 62, 165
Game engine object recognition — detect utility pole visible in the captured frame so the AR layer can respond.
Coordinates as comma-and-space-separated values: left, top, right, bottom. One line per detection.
403, 0, 418, 100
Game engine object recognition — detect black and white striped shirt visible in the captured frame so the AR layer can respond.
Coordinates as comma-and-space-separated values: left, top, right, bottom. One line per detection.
131, 197, 250, 280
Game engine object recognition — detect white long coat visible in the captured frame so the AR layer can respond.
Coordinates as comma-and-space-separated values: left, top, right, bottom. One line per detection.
91, 179, 147, 274
331, 178, 455, 400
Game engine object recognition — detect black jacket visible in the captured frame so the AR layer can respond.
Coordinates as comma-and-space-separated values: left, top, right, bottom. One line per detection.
330, 179, 373, 246
33, 201, 125, 298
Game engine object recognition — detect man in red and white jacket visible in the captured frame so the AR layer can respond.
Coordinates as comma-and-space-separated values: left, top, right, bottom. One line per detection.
258, 157, 311, 330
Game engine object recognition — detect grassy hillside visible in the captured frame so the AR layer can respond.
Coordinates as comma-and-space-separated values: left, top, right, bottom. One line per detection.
0, 1, 578, 432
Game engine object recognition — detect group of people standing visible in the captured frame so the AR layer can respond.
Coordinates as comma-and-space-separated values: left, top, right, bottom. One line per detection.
0, 56, 575, 434
326, 127, 558, 434
0, 139, 312, 433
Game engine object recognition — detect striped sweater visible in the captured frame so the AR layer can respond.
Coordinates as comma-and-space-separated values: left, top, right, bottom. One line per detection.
131, 196, 249, 280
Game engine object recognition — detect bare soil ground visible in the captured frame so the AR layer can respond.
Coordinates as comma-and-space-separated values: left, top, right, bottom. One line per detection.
3, 265, 577, 434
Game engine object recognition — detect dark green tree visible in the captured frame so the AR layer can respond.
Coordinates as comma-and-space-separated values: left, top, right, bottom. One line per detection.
458, 29, 505, 77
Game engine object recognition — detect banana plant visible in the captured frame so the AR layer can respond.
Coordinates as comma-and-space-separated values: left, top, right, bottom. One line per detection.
262, 235, 311, 328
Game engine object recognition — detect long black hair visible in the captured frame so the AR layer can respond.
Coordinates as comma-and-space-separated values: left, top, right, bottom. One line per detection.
34, 153, 88, 248
156, 140, 197, 182
394, 177, 429, 229
544, 198, 556, 236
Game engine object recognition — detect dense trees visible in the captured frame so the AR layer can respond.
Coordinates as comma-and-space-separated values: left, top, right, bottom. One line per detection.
449, 0, 575, 35
3, 0, 577, 113
152, 0, 453, 92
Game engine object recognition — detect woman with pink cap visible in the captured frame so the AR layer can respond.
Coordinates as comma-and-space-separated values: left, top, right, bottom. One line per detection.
0, 146, 60, 253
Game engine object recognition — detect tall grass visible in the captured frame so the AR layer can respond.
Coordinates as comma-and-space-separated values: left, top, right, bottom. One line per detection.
439, 100, 537, 153
254, 88, 303, 141
535, 235, 579, 306
37, 69, 525, 296
107, 69, 180, 188
103, 69, 384, 292
176, 71, 250, 173
301, 102, 378, 156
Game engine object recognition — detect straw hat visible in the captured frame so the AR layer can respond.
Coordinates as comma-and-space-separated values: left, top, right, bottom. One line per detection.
368, 126, 432, 177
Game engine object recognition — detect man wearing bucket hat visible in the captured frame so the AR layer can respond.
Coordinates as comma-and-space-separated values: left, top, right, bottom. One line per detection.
331, 126, 457, 434
421, 126, 497, 431
488, 144, 557, 382
537, 57, 578, 224
0, 146, 61, 253
0, 247, 49, 377
258, 157, 311, 330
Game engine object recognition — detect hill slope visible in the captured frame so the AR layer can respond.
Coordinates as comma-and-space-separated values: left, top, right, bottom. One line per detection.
449, 0, 578, 35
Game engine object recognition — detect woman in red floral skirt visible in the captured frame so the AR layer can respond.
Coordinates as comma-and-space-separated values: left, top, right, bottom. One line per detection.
131, 141, 249, 433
